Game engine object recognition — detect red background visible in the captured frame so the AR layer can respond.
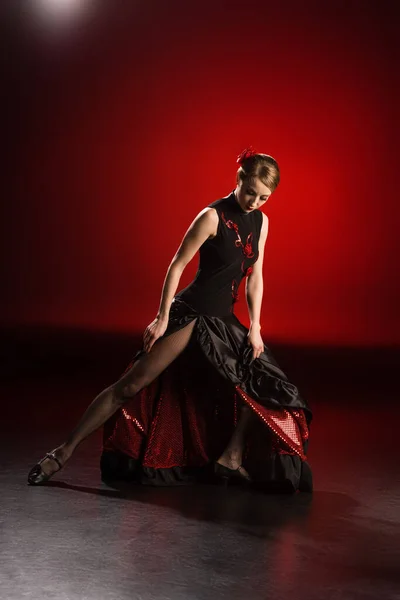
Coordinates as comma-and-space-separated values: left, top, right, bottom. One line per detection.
4, 0, 399, 346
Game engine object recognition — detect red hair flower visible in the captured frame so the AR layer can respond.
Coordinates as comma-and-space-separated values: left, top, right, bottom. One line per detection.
237, 146, 257, 165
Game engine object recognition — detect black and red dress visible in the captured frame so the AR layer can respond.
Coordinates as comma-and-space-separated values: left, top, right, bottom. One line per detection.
100, 191, 313, 492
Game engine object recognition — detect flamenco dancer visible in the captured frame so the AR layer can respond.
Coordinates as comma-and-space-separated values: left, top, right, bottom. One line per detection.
28, 148, 313, 493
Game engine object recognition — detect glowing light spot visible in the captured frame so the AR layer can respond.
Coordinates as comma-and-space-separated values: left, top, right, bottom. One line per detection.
31, 0, 94, 27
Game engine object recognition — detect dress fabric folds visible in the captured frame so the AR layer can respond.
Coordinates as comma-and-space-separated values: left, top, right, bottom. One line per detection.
100, 191, 313, 493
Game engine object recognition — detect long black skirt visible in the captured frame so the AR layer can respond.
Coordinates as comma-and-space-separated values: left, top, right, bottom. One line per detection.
100, 297, 313, 493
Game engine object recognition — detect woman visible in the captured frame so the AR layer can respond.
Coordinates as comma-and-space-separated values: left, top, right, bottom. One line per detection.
28, 148, 313, 493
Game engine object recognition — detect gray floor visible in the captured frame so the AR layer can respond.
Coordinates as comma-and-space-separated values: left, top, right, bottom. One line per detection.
1, 333, 399, 600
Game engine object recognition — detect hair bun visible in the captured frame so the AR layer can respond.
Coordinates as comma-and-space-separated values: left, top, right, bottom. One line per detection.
236, 146, 257, 165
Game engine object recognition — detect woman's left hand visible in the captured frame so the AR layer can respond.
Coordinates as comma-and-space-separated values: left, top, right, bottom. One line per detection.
247, 324, 265, 360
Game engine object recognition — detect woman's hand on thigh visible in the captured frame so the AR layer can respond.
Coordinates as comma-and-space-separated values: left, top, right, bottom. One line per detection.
143, 316, 169, 353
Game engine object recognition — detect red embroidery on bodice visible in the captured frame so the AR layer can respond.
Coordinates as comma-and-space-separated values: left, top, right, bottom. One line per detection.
221, 211, 255, 308
221, 212, 255, 259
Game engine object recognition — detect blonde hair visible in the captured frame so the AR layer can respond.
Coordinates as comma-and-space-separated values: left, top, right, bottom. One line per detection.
237, 153, 280, 192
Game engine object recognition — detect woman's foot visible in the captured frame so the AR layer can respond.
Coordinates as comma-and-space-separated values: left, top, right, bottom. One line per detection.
27, 444, 71, 485
216, 455, 250, 476
214, 456, 252, 484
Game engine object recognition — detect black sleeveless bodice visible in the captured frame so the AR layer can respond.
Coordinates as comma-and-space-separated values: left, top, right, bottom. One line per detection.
175, 190, 263, 316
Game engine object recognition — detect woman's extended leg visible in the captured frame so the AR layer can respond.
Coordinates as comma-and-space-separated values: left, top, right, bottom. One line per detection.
28, 320, 198, 481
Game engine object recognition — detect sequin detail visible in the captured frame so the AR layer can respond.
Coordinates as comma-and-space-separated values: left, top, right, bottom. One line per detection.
121, 408, 145, 433
234, 385, 308, 461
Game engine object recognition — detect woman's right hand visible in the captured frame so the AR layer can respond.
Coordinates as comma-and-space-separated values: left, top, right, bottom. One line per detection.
142, 315, 169, 353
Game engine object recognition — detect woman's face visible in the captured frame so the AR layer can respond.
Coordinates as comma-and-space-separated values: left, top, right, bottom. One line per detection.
234, 177, 272, 213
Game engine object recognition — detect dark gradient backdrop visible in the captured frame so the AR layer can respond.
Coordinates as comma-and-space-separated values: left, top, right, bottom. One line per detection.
3, 0, 399, 346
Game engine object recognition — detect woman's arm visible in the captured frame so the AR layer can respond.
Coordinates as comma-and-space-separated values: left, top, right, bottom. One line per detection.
245, 212, 269, 328
156, 207, 218, 320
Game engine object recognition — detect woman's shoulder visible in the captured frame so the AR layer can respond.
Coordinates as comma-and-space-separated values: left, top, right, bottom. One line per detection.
191, 206, 219, 235
259, 211, 269, 236
207, 195, 229, 211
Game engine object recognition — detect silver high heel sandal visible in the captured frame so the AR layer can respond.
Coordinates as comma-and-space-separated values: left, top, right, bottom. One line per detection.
27, 450, 64, 485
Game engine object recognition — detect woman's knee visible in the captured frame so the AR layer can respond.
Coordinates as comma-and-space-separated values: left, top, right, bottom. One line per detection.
111, 380, 141, 404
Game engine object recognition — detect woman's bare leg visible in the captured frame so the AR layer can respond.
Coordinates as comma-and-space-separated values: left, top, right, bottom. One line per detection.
216, 404, 255, 471
33, 320, 198, 477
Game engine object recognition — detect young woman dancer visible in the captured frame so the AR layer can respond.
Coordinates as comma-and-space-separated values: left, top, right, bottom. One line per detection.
28, 149, 313, 493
